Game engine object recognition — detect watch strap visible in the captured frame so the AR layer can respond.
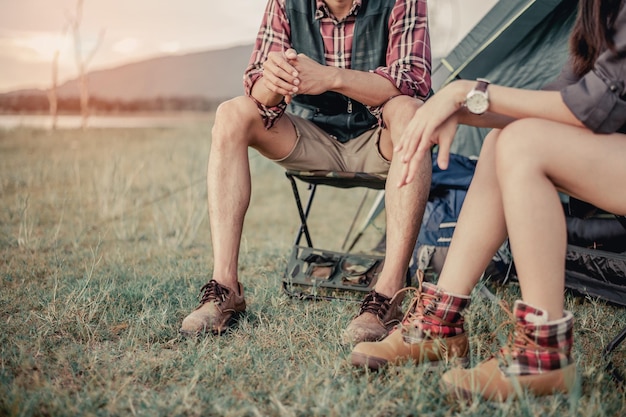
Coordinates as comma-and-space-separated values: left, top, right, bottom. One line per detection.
475, 78, 490, 93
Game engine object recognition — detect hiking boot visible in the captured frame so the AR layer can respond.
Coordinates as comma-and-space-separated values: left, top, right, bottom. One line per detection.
441, 300, 576, 402
351, 282, 470, 370
342, 290, 404, 344
179, 279, 246, 336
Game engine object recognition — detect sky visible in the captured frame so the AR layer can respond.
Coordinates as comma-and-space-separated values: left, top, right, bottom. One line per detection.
0, 0, 496, 93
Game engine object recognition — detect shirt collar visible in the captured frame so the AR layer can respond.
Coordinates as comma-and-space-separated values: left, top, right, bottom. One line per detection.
316, 0, 361, 20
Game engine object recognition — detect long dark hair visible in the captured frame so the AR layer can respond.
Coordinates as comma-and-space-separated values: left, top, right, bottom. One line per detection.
570, 0, 624, 76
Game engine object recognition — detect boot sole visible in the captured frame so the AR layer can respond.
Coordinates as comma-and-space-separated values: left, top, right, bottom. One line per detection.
179, 327, 232, 337
351, 352, 388, 370
179, 311, 244, 337
441, 381, 567, 403
441, 364, 577, 403
441, 381, 475, 402
351, 352, 469, 371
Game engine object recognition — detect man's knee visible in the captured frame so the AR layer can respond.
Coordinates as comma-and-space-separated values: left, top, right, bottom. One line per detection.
381, 95, 423, 128
212, 96, 260, 146
378, 95, 424, 158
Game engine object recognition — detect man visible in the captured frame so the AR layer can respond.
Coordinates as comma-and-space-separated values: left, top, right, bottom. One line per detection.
180, 0, 432, 344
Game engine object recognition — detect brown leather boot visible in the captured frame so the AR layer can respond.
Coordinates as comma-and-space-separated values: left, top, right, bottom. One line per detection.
351, 282, 470, 370
342, 290, 404, 344
179, 280, 246, 336
441, 300, 577, 402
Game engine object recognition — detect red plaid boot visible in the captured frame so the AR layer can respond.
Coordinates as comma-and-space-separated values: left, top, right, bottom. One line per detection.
351, 282, 471, 370
442, 300, 577, 401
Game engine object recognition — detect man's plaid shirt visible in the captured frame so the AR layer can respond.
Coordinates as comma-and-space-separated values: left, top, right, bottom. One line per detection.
244, 0, 431, 128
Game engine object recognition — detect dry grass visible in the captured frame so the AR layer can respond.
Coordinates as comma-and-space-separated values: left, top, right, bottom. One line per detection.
0, 121, 625, 417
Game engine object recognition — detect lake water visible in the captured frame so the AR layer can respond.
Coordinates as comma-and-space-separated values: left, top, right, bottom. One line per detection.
0, 113, 213, 130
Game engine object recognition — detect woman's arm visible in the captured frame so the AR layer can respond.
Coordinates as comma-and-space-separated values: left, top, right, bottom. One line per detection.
456, 109, 514, 130
394, 79, 584, 186
448, 80, 584, 129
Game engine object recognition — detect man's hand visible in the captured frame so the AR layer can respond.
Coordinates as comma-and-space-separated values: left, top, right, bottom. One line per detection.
261, 48, 335, 104
262, 49, 300, 104
289, 53, 335, 96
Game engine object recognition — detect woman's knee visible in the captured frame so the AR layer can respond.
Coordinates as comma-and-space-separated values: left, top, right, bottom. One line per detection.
495, 119, 548, 179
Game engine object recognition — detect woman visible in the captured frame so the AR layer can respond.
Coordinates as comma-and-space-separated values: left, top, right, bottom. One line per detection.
350, 0, 626, 401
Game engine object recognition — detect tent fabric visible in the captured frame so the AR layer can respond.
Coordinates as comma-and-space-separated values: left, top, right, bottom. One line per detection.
433, 0, 572, 87
432, 0, 578, 157
429, 0, 626, 319
567, 216, 626, 253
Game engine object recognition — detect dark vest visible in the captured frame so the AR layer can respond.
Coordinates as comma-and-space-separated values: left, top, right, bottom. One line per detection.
285, 0, 395, 142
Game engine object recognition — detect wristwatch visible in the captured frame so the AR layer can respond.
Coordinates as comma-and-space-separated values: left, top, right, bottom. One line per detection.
464, 78, 490, 115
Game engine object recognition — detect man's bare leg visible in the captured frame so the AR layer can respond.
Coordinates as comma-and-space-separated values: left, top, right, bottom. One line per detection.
180, 96, 297, 335
207, 97, 297, 288
344, 96, 430, 343
376, 96, 430, 297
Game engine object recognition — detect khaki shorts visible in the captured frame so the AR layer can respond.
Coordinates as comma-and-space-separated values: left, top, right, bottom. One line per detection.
271, 114, 391, 174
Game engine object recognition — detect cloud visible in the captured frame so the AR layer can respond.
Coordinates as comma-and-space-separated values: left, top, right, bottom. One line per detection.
0, 30, 71, 63
112, 37, 141, 55
159, 41, 180, 54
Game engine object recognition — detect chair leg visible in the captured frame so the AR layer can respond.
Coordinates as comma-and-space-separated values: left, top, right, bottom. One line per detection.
286, 171, 316, 247
603, 325, 626, 385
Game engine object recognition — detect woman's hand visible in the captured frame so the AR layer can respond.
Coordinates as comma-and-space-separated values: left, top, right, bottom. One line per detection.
397, 113, 459, 187
395, 81, 468, 187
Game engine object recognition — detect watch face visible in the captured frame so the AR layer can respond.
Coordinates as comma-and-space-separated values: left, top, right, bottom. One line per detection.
466, 92, 489, 114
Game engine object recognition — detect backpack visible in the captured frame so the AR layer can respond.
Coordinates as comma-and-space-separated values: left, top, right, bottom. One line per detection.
406, 153, 512, 283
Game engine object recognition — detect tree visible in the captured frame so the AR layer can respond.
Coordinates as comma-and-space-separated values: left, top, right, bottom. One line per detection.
47, 50, 60, 130
48, 21, 71, 131
68, 0, 104, 129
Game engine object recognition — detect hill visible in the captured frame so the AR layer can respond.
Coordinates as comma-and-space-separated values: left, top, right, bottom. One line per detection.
57, 45, 253, 101
0, 44, 254, 112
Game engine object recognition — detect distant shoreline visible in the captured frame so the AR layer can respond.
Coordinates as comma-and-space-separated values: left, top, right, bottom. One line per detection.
0, 112, 215, 130
0, 110, 213, 116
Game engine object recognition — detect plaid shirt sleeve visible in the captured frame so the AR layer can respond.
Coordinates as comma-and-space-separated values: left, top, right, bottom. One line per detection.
243, 0, 291, 129
370, 0, 431, 118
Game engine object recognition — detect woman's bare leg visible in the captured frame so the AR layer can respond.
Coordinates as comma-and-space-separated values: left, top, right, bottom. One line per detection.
436, 129, 508, 295
495, 119, 626, 319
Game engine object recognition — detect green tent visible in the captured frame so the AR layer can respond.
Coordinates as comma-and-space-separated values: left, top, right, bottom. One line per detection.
433, 0, 578, 157
351, 0, 578, 250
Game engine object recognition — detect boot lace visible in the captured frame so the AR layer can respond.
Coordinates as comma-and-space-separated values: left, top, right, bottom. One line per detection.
494, 300, 564, 362
358, 290, 391, 319
198, 280, 229, 306
400, 278, 461, 332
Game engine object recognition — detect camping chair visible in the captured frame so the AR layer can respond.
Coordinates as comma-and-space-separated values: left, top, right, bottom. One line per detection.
604, 323, 626, 384
283, 169, 405, 301
565, 204, 626, 385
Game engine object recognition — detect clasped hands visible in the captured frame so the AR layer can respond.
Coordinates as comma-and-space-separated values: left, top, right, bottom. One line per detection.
262, 51, 465, 189
262, 48, 332, 104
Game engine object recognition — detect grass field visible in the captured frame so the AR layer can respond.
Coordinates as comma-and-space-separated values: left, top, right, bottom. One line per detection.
1, 120, 625, 417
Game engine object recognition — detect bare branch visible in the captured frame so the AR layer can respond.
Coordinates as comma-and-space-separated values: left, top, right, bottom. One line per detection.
66, 0, 105, 130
